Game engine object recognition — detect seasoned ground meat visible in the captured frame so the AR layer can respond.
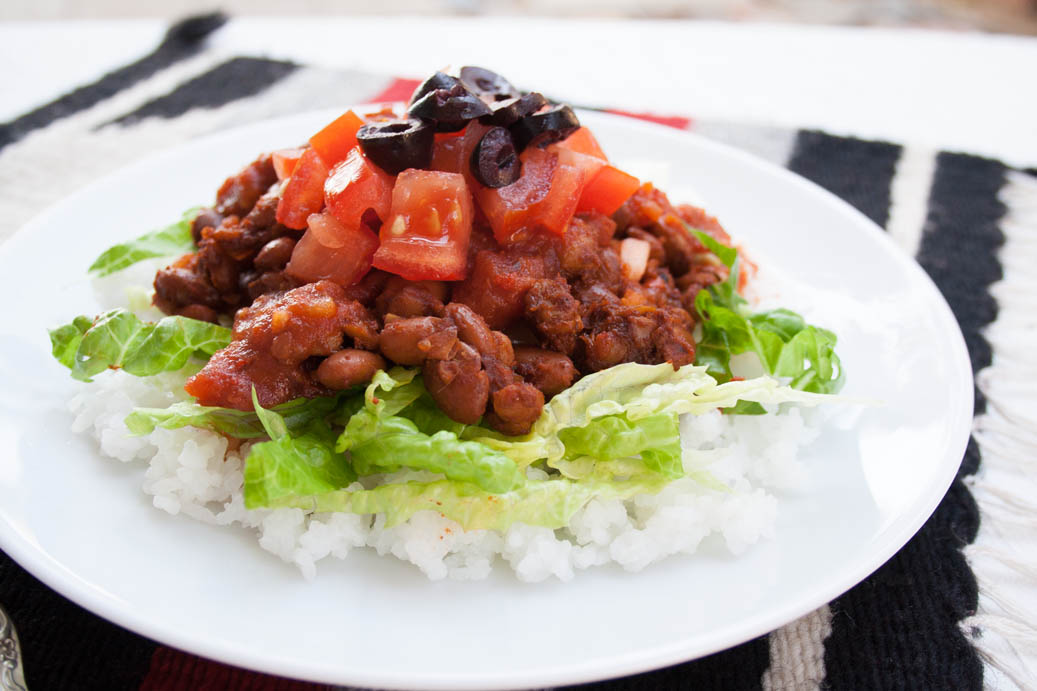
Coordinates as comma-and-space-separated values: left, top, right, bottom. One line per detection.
155, 159, 300, 320
452, 246, 556, 329
524, 278, 582, 355
558, 213, 622, 292
615, 187, 730, 294
577, 301, 695, 373
213, 153, 278, 218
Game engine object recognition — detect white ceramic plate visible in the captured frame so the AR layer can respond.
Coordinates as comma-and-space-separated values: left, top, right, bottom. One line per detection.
0, 110, 972, 689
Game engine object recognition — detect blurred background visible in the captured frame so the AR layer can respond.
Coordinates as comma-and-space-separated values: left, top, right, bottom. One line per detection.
4, 0, 1037, 34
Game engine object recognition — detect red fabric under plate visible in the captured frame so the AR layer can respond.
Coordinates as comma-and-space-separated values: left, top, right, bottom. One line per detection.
140, 647, 331, 691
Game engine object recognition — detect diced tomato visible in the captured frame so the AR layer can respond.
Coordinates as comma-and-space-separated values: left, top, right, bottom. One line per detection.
276, 148, 329, 230
308, 110, 364, 167
576, 165, 641, 216
555, 127, 607, 161
272, 148, 305, 180
477, 147, 604, 244
430, 122, 490, 192
324, 148, 394, 230
373, 170, 474, 281
285, 212, 378, 286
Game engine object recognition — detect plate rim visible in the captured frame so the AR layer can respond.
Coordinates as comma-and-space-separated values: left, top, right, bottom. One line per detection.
0, 108, 975, 689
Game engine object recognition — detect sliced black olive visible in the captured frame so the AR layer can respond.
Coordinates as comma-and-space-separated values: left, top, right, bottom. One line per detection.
408, 83, 492, 133
478, 92, 548, 128
408, 71, 458, 106
356, 118, 434, 175
470, 127, 521, 188
510, 104, 581, 150
459, 66, 519, 103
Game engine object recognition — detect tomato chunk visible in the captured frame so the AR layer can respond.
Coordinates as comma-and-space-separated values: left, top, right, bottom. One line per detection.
276, 148, 329, 230
555, 127, 607, 161
430, 122, 490, 192
285, 212, 378, 286
272, 148, 305, 180
309, 110, 364, 167
576, 165, 641, 216
373, 170, 474, 281
477, 147, 604, 244
324, 148, 394, 230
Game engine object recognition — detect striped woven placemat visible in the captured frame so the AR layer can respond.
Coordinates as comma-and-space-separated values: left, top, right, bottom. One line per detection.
2, 14, 1033, 691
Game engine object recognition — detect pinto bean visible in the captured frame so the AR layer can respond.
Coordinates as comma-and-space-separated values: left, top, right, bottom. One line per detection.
191, 208, 224, 245
423, 344, 489, 425
154, 266, 221, 309
254, 236, 297, 272
379, 317, 458, 365
486, 382, 544, 436
316, 349, 386, 390
444, 302, 504, 358
175, 303, 220, 324
513, 346, 577, 398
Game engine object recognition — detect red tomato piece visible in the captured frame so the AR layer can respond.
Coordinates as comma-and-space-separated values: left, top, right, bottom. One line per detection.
555, 127, 608, 161
430, 122, 490, 192
475, 148, 555, 244
285, 212, 378, 286
309, 110, 364, 167
576, 165, 641, 216
373, 170, 474, 281
324, 148, 394, 230
476, 147, 604, 243
276, 148, 329, 230
272, 148, 305, 180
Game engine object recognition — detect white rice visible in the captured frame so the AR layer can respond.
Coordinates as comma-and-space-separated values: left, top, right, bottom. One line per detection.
68, 366, 821, 582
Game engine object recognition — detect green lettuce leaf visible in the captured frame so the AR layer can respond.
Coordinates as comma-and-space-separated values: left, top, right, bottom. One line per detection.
687, 231, 844, 395
125, 392, 357, 438
88, 208, 198, 277
688, 227, 737, 267
49, 315, 94, 368
466, 363, 833, 465
336, 369, 525, 494
266, 475, 667, 532
243, 390, 357, 509
49, 309, 231, 382
557, 412, 683, 480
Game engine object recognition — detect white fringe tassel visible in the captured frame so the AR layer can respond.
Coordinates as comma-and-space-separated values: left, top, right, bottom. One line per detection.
963, 170, 1037, 691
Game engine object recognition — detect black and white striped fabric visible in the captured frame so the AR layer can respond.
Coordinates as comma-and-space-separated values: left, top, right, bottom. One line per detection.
2, 15, 1034, 690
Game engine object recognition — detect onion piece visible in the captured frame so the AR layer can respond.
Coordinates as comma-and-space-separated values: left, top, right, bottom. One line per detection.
306, 211, 348, 249
620, 237, 651, 282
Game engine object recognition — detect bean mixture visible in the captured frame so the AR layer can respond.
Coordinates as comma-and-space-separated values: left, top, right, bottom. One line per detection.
152, 68, 732, 436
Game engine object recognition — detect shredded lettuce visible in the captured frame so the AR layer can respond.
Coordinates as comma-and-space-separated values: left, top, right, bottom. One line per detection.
688, 227, 844, 396
266, 475, 667, 532
49, 309, 231, 382
338, 369, 525, 494
125, 392, 358, 438
557, 412, 684, 480
243, 390, 357, 509
88, 208, 198, 277
466, 362, 831, 466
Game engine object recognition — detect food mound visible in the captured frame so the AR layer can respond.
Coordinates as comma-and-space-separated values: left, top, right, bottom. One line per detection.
51, 66, 844, 581
151, 66, 731, 438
